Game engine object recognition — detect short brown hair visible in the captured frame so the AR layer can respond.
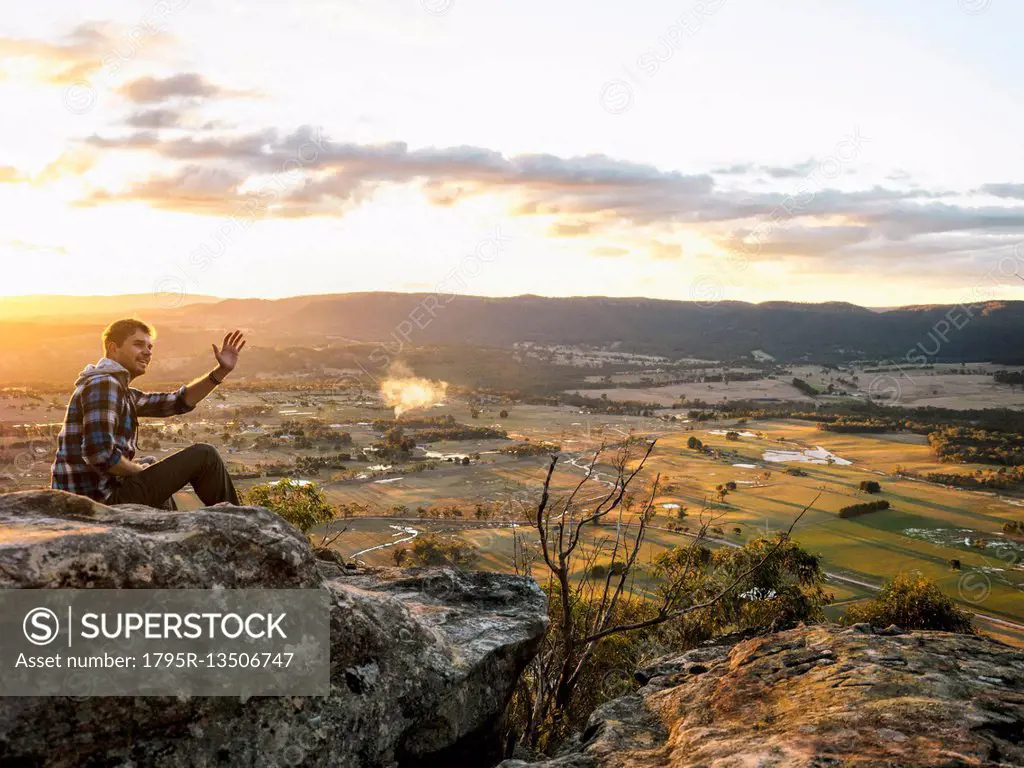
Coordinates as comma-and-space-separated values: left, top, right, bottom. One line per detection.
102, 318, 155, 352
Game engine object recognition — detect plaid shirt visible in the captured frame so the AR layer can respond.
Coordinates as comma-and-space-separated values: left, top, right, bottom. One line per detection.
51, 359, 195, 501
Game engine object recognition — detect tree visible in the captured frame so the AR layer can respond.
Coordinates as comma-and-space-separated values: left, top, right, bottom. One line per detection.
859, 480, 882, 493
507, 441, 821, 752
499, 409, 510, 418
842, 572, 973, 633
242, 479, 336, 537
407, 533, 478, 568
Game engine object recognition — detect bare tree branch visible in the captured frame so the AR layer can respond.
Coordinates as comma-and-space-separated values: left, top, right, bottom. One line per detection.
582, 492, 820, 643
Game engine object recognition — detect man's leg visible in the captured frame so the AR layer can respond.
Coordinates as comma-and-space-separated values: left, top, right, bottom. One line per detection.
109, 443, 240, 508
135, 456, 177, 510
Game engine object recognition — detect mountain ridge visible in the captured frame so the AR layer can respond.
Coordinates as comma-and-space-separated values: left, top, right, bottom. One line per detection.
0, 294, 1022, 383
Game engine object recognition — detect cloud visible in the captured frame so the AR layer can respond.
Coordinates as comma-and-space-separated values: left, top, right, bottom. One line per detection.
36, 148, 98, 183
0, 148, 96, 186
649, 240, 683, 260
4, 239, 68, 256
977, 183, 1024, 200
718, 225, 873, 258
76, 121, 1024, 270
712, 159, 823, 180
119, 73, 226, 104
549, 220, 597, 237
761, 159, 820, 179
0, 166, 26, 183
591, 246, 629, 257
0, 23, 110, 83
0, 22, 172, 85
81, 165, 246, 214
126, 108, 184, 128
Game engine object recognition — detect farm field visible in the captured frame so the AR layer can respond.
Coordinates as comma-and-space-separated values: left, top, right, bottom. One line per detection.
317, 414, 1024, 646
576, 362, 1024, 410
4, 384, 1022, 646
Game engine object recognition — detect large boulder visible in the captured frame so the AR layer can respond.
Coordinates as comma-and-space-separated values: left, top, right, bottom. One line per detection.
0, 490, 548, 767
502, 624, 1024, 768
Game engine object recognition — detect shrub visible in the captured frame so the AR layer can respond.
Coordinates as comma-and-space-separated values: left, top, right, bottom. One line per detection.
838, 500, 890, 518
686, 436, 703, 451
859, 480, 882, 493
242, 479, 335, 534
407, 533, 478, 569
842, 572, 973, 633
1003, 521, 1024, 537
725, 431, 740, 441
791, 378, 818, 397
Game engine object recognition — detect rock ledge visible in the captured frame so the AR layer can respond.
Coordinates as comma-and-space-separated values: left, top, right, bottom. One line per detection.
0, 490, 548, 767
502, 624, 1024, 768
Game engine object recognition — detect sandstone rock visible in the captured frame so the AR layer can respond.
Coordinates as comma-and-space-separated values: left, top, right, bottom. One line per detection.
502, 625, 1024, 768
0, 490, 548, 767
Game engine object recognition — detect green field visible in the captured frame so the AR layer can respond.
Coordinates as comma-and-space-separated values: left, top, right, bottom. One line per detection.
315, 413, 1024, 647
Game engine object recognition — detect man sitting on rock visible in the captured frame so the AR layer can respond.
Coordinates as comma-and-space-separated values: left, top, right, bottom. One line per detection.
51, 318, 246, 509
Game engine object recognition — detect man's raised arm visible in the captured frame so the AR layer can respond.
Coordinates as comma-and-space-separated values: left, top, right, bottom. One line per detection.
182, 330, 247, 408
135, 330, 247, 416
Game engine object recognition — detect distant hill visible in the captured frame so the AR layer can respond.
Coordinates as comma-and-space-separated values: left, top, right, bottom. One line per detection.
1, 293, 1022, 384
0, 294, 220, 321
163, 293, 1024, 363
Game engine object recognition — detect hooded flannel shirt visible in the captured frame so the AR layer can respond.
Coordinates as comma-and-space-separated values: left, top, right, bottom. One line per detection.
50, 358, 195, 501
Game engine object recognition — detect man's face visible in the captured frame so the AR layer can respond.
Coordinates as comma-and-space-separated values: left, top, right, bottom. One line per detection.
107, 330, 153, 378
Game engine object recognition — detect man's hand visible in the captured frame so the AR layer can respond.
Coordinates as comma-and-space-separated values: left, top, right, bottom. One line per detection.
107, 456, 148, 476
182, 330, 249, 409
212, 330, 246, 374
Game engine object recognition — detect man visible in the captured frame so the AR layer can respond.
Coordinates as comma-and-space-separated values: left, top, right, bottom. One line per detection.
51, 318, 247, 509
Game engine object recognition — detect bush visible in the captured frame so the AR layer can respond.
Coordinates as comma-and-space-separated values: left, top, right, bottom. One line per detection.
842, 572, 973, 633
1003, 521, 1024, 537
838, 500, 890, 518
859, 480, 882, 493
686, 436, 703, 451
407, 533, 478, 569
241, 479, 335, 534
791, 378, 818, 397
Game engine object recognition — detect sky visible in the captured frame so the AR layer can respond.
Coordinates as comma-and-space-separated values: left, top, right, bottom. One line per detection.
2, 0, 1024, 307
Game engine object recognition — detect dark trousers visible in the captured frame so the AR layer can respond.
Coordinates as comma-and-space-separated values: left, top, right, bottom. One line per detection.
108, 443, 240, 509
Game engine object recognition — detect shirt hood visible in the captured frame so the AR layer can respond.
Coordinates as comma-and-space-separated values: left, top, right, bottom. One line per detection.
75, 358, 131, 388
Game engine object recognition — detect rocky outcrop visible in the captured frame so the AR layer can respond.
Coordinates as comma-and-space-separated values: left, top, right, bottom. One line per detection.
0, 490, 548, 767
502, 624, 1024, 768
